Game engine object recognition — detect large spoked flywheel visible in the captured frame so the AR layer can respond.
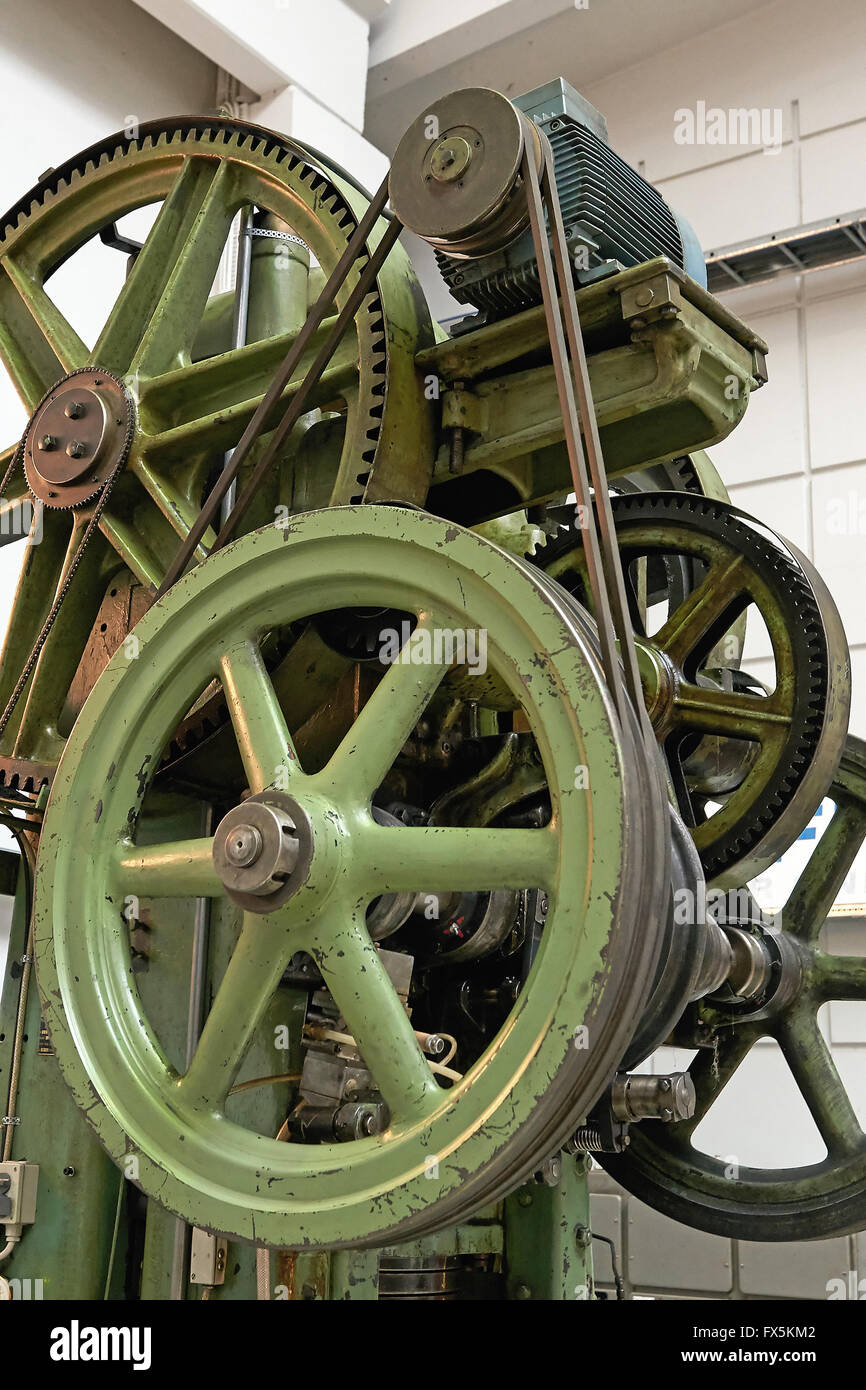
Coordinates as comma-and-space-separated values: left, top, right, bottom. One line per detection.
33, 506, 669, 1248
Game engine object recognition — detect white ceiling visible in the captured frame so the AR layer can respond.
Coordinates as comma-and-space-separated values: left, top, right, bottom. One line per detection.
365, 0, 772, 152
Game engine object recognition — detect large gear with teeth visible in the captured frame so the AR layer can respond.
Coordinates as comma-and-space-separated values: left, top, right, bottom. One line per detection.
533, 491, 851, 884
0, 115, 435, 796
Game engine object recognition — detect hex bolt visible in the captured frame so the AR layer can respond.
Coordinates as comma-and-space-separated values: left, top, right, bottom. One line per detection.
574, 1225, 591, 1247
66, 440, 87, 459
517, 1191, 533, 1208
515, 1283, 532, 1299
37, 434, 57, 451
63, 1165, 75, 1177
64, 401, 86, 419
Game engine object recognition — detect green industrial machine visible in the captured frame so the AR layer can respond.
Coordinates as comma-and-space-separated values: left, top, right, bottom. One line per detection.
0, 78, 860, 1303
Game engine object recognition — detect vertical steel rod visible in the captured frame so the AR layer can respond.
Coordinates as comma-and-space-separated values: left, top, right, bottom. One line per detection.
219, 208, 253, 528
155, 175, 393, 597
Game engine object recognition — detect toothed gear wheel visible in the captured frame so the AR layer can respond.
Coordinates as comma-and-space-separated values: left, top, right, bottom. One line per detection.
22, 367, 134, 509
533, 491, 850, 884
0, 115, 434, 797
0, 116, 432, 511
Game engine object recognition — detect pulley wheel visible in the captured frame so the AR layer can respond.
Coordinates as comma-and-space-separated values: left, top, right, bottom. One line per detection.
34, 505, 668, 1248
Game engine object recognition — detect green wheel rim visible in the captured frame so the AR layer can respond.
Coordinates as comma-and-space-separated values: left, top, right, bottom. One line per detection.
34, 505, 665, 1247
603, 735, 866, 1242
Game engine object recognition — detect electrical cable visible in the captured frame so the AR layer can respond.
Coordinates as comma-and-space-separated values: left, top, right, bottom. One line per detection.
591, 1231, 625, 1300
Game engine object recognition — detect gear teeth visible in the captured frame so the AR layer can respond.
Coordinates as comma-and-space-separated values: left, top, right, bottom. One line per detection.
531, 488, 843, 882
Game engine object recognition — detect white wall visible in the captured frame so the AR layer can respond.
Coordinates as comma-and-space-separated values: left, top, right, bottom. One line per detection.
581, 0, 866, 727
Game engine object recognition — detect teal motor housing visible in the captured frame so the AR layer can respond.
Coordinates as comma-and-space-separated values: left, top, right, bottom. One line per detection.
436, 78, 706, 318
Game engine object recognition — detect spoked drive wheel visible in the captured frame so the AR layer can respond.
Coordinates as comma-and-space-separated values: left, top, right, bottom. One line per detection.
603, 735, 866, 1241
33, 505, 668, 1248
535, 492, 850, 885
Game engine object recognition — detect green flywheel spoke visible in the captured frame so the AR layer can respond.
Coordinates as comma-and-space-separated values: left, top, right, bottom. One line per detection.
672, 684, 789, 741
654, 554, 748, 667
674, 1023, 762, 1141
115, 836, 224, 898
94, 158, 237, 378
311, 911, 442, 1121
129, 456, 216, 553
138, 325, 357, 464
97, 510, 164, 590
353, 822, 558, 897
782, 801, 866, 942
324, 615, 452, 800
181, 909, 293, 1106
0, 258, 88, 409
777, 1010, 863, 1158
0, 256, 89, 402
814, 954, 866, 1000
219, 639, 299, 792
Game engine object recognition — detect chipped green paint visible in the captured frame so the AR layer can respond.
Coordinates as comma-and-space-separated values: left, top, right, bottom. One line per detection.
33, 505, 659, 1249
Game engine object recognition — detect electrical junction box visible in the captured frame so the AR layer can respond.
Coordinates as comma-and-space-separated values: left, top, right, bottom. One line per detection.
0, 1162, 39, 1226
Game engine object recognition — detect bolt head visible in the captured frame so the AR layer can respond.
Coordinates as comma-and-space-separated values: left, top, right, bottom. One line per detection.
224, 823, 263, 868
66, 440, 87, 459
429, 135, 473, 184
38, 434, 57, 451
65, 401, 86, 419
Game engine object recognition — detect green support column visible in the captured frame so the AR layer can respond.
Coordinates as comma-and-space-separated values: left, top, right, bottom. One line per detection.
330, 1249, 380, 1300
0, 863, 121, 1300
504, 1153, 594, 1301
